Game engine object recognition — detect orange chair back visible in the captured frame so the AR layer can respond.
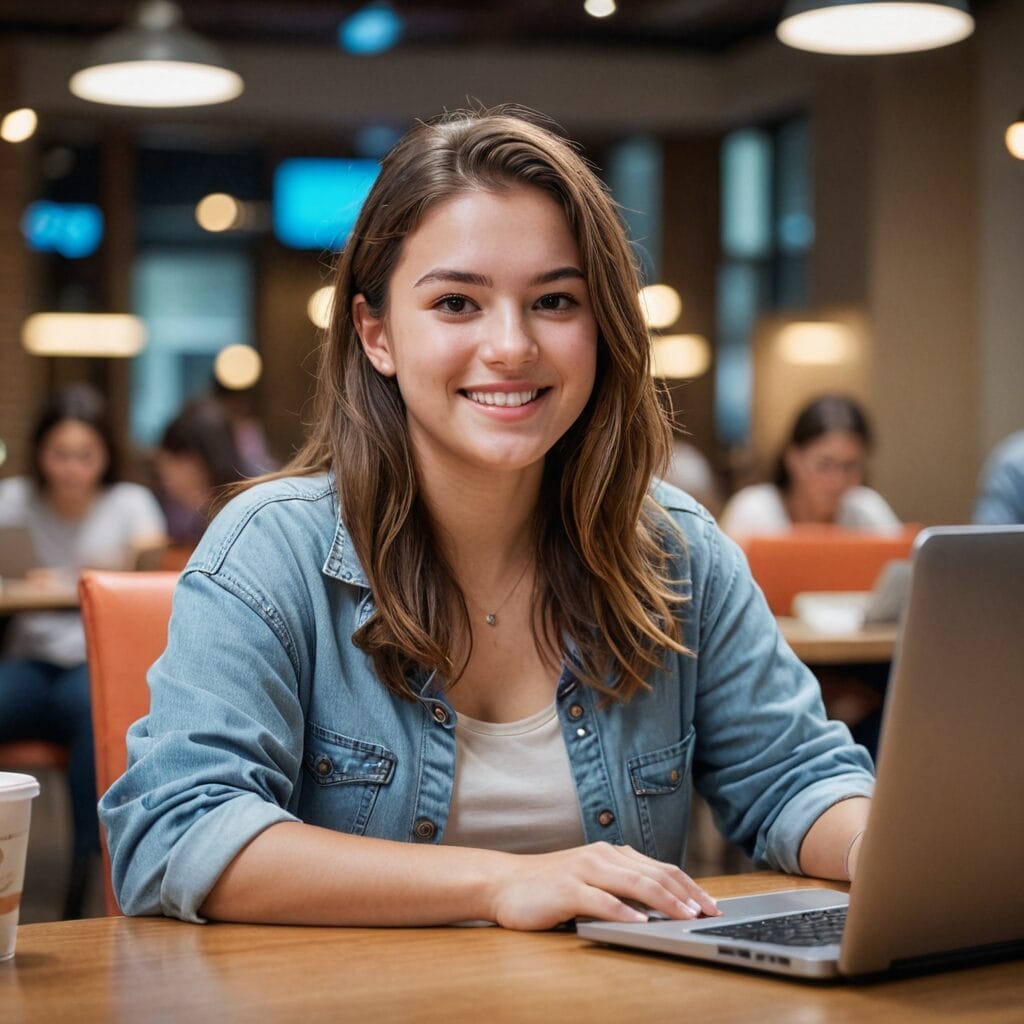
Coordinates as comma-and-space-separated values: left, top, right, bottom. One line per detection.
80, 570, 177, 915
739, 526, 922, 615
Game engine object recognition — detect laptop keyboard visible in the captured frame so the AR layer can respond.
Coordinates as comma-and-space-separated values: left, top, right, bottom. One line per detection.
697, 906, 848, 947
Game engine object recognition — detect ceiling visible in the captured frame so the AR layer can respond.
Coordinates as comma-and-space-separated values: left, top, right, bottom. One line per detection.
0, 1, 789, 54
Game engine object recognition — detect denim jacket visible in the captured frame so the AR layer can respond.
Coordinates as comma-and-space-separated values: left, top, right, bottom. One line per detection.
99, 475, 874, 922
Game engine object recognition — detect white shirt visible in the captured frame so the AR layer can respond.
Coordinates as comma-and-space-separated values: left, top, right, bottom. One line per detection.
0, 476, 166, 665
718, 482, 900, 540
440, 701, 586, 854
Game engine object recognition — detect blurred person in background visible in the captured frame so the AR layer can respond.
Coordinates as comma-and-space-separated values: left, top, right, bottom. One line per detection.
719, 394, 899, 540
212, 381, 280, 477
0, 383, 166, 917
973, 429, 1024, 525
154, 397, 247, 549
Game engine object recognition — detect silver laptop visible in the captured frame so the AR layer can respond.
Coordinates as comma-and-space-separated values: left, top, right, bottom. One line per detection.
578, 525, 1024, 979
791, 559, 912, 632
0, 525, 39, 581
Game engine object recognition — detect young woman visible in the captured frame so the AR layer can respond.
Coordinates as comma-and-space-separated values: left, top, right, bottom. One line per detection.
0, 383, 166, 916
101, 109, 873, 929
719, 395, 900, 540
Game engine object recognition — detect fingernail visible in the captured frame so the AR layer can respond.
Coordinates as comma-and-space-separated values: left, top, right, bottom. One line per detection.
686, 899, 701, 914
675, 900, 697, 917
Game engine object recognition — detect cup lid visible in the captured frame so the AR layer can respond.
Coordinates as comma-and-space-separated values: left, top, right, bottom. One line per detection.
0, 772, 40, 801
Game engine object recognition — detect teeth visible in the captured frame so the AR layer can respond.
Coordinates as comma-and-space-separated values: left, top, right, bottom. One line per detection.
466, 390, 539, 408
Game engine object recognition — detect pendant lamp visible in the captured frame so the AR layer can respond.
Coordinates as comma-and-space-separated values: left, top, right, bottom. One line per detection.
777, 1, 974, 55
69, 0, 243, 108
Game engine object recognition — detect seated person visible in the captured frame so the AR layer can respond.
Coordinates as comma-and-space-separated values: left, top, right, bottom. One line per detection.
0, 383, 166, 917
719, 395, 899, 540
973, 429, 1024, 525
154, 398, 247, 548
100, 108, 872, 930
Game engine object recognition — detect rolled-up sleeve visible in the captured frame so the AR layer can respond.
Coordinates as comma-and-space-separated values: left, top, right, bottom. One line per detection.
99, 567, 306, 922
689, 520, 875, 872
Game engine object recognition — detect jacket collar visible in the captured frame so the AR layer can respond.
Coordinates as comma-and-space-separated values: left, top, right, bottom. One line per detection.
321, 480, 371, 588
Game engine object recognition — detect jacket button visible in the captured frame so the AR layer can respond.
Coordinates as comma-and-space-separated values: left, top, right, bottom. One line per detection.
568, 703, 585, 720
413, 818, 437, 840
669, 769, 680, 782
597, 809, 615, 827
316, 757, 332, 776
431, 705, 449, 725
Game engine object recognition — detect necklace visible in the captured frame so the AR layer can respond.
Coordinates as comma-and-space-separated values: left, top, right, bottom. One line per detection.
482, 558, 532, 627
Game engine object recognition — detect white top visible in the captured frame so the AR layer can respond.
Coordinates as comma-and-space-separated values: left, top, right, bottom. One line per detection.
718, 482, 900, 540
0, 476, 166, 666
441, 702, 586, 854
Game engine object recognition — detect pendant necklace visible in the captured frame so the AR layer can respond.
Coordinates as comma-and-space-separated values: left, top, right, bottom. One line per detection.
483, 558, 532, 627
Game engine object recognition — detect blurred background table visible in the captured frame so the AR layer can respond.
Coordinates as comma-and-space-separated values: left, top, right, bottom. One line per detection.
0, 579, 79, 615
779, 616, 898, 665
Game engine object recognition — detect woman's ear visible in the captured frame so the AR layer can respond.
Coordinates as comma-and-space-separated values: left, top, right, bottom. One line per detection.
352, 294, 395, 377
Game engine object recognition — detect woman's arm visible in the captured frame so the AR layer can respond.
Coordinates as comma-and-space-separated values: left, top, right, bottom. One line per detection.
201, 822, 720, 930
797, 796, 870, 881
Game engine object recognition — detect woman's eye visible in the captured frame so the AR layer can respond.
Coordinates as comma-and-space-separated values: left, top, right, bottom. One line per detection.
536, 293, 576, 311
436, 294, 472, 314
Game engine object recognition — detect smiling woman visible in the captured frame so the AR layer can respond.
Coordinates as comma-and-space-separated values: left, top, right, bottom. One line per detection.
100, 107, 873, 933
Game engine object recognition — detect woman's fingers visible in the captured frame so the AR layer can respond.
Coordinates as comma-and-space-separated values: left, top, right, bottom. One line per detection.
488, 842, 721, 931
612, 844, 721, 916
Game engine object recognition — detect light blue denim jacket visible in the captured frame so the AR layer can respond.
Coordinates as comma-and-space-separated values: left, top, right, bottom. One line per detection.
99, 474, 874, 922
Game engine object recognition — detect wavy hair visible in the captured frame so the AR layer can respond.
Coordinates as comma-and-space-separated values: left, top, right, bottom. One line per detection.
281, 106, 688, 702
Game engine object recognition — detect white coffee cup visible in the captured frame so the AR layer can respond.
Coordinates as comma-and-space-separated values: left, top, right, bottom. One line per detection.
0, 771, 41, 961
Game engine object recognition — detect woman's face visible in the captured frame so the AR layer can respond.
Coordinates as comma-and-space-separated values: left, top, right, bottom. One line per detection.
37, 420, 109, 501
353, 185, 598, 486
784, 429, 867, 522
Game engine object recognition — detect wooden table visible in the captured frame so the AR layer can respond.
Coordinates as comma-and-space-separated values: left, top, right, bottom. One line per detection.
4, 873, 1020, 1022
0, 579, 79, 614
778, 616, 898, 664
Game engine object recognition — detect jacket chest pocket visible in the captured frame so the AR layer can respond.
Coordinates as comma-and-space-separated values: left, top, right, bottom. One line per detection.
300, 722, 397, 836
627, 728, 695, 864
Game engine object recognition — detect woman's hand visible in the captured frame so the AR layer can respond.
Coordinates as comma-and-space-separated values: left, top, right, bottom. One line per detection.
488, 842, 721, 931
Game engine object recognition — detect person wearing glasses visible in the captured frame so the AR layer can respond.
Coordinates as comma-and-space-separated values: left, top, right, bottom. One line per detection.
718, 395, 900, 540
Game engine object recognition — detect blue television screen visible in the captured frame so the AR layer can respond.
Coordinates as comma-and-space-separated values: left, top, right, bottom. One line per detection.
273, 158, 380, 250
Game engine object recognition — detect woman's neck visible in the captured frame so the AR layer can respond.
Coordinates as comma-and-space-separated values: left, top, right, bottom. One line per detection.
417, 458, 542, 585
45, 488, 99, 522
783, 488, 830, 526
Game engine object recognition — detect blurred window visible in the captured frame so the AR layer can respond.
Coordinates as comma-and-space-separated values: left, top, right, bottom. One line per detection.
716, 116, 812, 444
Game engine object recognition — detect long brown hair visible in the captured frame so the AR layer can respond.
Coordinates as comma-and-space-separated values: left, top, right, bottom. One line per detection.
282, 106, 687, 702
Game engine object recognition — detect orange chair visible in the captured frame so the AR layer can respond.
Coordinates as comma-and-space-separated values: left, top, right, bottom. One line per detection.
79, 570, 177, 915
738, 526, 922, 616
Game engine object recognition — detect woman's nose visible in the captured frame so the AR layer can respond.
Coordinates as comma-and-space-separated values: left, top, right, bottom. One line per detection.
481, 307, 538, 366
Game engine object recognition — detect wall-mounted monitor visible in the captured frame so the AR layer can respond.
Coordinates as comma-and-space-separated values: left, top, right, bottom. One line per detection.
272, 158, 379, 250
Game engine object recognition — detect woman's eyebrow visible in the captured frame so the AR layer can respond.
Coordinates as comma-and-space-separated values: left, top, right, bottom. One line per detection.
414, 269, 491, 288
413, 266, 585, 288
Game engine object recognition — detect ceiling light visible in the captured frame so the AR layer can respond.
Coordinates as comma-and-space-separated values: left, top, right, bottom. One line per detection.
651, 335, 711, 379
69, 0, 243, 108
1005, 112, 1024, 160
22, 313, 147, 357
777, 321, 856, 365
214, 344, 262, 390
307, 287, 335, 330
777, 1, 974, 55
584, 0, 617, 18
1, 108, 38, 143
639, 284, 683, 330
196, 193, 242, 232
